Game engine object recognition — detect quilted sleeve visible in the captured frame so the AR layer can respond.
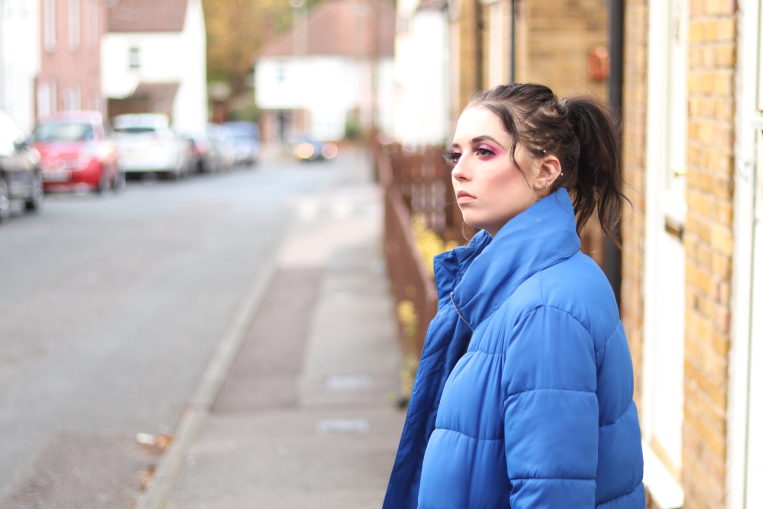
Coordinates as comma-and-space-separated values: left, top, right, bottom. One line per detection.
502, 306, 599, 508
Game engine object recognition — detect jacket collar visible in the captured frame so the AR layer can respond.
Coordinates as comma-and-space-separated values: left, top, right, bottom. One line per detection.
433, 188, 580, 329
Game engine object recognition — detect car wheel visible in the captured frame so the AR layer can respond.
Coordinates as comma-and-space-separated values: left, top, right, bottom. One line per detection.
0, 177, 10, 223
24, 172, 43, 212
95, 169, 109, 194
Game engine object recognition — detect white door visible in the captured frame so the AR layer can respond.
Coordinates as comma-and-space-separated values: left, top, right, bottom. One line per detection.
642, 0, 688, 505
726, 0, 763, 509
746, 128, 763, 508
729, 2, 762, 507
745, 7, 763, 495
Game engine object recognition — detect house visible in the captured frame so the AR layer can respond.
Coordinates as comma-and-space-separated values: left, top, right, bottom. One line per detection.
0, 0, 40, 133
621, 2, 759, 508
385, 1, 762, 508
36, 0, 106, 122
391, 0, 449, 145
101, 0, 207, 133
254, 0, 395, 143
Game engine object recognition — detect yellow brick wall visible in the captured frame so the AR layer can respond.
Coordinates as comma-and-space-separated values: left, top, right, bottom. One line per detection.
520, 0, 609, 99
621, 0, 648, 412
456, 0, 483, 111
682, 1, 737, 507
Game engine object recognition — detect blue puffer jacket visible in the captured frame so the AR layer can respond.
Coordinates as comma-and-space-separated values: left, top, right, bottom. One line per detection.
383, 189, 644, 509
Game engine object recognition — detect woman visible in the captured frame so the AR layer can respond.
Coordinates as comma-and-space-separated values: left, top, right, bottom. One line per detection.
383, 83, 645, 508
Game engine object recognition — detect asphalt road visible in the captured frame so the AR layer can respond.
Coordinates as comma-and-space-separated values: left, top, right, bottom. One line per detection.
0, 151, 357, 507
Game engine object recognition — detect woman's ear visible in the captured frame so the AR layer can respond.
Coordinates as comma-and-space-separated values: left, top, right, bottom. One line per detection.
533, 155, 562, 191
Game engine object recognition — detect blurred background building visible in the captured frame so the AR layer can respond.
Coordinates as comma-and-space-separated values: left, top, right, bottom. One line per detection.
254, 0, 395, 144
0, 0, 40, 134
102, 0, 207, 132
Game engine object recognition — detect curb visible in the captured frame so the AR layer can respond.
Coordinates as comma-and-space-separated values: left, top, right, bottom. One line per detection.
134, 232, 284, 509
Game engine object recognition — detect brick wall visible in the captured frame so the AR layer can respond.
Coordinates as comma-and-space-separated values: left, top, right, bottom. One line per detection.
455, 0, 483, 111
38, 0, 105, 115
620, 0, 647, 410
682, 1, 737, 507
520, 0, 609, 99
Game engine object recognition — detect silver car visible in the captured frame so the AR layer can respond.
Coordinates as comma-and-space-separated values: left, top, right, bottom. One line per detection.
113, 114, 191, 179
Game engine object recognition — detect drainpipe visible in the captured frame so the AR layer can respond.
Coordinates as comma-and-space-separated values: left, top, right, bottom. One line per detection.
510, 0, 516, 83
606, 0, 624, 304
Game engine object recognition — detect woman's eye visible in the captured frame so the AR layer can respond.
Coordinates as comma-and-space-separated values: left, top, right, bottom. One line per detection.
443, 151, 461, 164
475, 147, 495, 157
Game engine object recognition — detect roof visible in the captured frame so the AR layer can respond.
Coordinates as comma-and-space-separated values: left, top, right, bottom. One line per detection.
417, 0, 447, 10
258, 0, 395, 58
130, 82, 180, 112
107, 0, 188, 32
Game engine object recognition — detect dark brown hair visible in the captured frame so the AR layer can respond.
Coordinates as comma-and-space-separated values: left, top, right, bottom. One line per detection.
468, 83, 625, 245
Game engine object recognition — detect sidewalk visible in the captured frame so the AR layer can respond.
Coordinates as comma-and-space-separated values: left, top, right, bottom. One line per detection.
146, 151, 405, 508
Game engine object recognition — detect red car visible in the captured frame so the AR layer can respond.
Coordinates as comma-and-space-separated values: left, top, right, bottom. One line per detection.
30, 111, 123, 193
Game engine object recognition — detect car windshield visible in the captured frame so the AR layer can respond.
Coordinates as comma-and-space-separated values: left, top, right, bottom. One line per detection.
114, 126, 158, 134
32, 122, 94, 142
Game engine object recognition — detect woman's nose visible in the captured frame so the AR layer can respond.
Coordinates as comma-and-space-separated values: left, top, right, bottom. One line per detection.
451, 158, 468, 181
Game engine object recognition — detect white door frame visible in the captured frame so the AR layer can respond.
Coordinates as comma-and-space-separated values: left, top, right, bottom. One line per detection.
728, 1, 762, 508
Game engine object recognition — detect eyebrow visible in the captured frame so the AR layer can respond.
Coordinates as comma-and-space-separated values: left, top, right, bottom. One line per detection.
451, 135, 506, 150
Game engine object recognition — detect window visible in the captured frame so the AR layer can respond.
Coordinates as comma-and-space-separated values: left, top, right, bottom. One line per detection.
276, 63, 286, 83
128, 46, 140, 71
62, 86, 80, 112
68, 0, 80, 50
44, 0, 56, 52
37, 80, 57, 118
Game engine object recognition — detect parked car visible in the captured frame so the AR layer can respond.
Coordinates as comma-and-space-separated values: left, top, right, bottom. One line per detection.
291, 136, 338, 162
113, 114, 191, 179
0, 110, 43, 223
30, 111, 122, 194
184, 131, 218, 174
205, 124, 236, 171
223, 121, 261, 166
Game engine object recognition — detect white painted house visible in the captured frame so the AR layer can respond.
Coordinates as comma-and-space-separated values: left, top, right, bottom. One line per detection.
101, 0, 207, 132
0, 0, 40, 133
391, 0, 449, 146
255, 0, 395, 143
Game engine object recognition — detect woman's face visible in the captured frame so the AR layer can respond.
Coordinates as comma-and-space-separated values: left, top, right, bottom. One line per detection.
448, 106, 541, 236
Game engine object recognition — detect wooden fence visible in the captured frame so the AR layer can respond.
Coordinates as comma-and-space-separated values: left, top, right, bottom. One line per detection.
374, 141, 465, 361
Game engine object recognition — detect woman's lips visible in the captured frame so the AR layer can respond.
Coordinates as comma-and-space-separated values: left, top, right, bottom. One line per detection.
456, 190, 476, 204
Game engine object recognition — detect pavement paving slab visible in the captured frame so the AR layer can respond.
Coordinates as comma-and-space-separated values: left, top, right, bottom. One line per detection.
161, 157, 404, 509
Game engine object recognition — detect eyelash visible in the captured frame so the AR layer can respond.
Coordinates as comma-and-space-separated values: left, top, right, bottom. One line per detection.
474, 145, 495, 158
443, 145, 496, 166
443, 150, 462, 165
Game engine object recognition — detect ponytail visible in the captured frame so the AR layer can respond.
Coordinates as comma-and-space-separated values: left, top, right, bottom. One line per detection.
565, 97, 625, 246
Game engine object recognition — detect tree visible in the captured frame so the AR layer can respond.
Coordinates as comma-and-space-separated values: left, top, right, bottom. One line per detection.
204, 0, 322, 116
